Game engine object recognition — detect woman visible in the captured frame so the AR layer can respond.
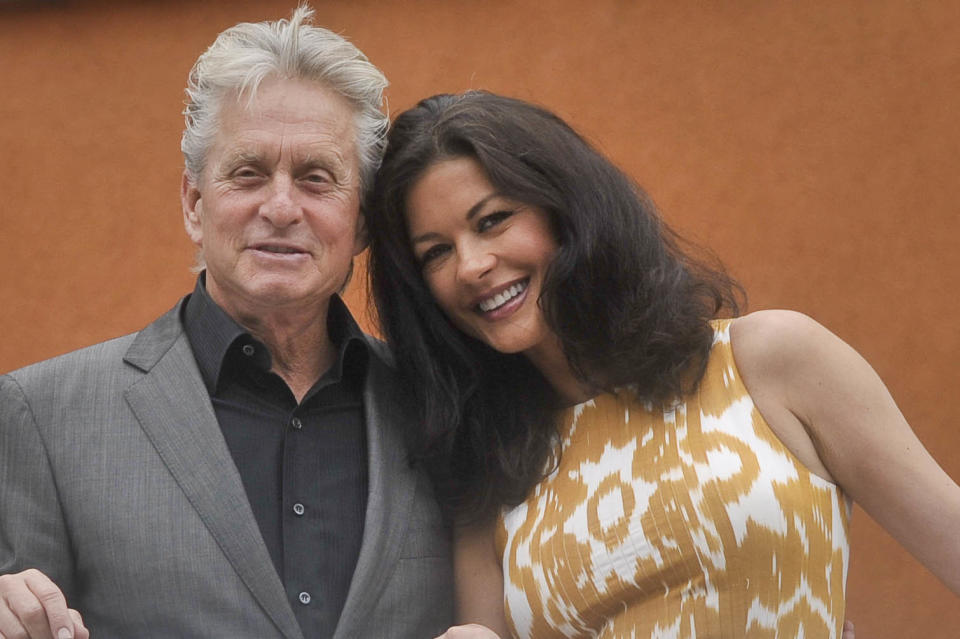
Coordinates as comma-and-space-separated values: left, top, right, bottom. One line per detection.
366, 91, 960, 638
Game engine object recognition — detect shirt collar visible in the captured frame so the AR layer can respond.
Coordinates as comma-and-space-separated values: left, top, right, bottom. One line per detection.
182, 273, 369, 395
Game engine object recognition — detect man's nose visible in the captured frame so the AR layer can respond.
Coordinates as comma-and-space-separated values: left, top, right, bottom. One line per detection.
259, 175, 302, 227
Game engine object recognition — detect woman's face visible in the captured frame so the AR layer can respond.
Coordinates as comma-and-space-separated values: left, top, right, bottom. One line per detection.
405, 156, 559, 358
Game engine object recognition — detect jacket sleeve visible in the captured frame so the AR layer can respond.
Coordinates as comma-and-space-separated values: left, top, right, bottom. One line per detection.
0, 373, 76, 597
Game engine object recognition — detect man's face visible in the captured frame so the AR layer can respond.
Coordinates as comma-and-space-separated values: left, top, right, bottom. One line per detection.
181, 77, 366, 322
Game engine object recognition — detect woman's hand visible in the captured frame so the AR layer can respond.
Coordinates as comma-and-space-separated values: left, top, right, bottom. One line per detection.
435, 624, 502, 639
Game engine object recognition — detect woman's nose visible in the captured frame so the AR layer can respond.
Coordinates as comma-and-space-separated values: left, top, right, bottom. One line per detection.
456, 243, 497, 282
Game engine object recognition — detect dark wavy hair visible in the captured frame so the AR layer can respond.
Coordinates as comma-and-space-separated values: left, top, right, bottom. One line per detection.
366, 91, 743, 520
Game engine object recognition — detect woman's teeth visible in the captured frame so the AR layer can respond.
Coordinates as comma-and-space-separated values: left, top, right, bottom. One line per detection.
478, 281, 527, 312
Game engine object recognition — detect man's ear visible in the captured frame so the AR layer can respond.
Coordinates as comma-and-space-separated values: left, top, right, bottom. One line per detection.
181, 171, 204, 247
353, 212, 369, 255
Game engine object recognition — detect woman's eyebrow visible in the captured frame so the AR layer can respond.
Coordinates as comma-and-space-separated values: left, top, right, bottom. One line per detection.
410, 193, 503, 246
465, 193, 501, 221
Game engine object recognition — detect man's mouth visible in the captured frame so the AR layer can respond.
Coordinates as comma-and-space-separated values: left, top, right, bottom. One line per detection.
253, 244, 305, 255
477, 280, 528, 313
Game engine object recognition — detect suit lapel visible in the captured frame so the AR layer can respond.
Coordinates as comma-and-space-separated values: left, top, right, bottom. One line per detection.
123, 307, 304, 639
333, 350, 420, 639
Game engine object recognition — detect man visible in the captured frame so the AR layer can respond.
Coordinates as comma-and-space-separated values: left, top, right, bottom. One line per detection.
0, 7, 452, 638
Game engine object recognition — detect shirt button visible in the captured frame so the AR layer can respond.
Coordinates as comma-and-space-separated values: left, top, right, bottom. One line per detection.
241, 344, 255, 356
298, 591, 311, 605
291, 417, 303, 430
293, 503, 305, 516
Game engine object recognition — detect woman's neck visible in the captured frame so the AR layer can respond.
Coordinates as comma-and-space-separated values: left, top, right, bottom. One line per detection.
524, 334, 594, 406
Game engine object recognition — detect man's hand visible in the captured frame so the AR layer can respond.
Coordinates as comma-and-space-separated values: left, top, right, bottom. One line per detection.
0, 570, 87, 639
434, 624, 502, 639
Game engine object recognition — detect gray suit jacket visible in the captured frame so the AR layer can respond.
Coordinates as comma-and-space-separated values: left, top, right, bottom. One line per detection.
0, 301, 453, 638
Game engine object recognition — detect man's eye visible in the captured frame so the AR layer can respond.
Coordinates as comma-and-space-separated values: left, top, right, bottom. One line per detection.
233, 168, 263, 180
477, 210, 513, 232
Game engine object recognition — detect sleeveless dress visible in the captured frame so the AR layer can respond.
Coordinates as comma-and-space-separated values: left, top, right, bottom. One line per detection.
496, 320, 850, 638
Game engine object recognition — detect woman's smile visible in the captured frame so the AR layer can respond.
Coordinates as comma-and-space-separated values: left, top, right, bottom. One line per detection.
475, 279, 528, 314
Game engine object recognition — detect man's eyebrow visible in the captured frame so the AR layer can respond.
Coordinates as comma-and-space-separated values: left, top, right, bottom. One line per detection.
299, 150, 344, 166
218, 149, 349, 177
221, 149, 262, 167
410, 193, 502, 245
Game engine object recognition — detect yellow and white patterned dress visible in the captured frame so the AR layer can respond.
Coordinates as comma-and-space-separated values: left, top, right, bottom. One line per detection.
497, 320, 850, 638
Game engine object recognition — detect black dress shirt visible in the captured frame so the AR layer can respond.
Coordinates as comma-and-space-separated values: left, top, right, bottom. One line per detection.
182, 275, 368, 639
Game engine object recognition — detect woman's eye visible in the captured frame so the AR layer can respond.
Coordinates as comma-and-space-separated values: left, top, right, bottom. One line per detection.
419, 244, 450, 267
477, 210, 513, 232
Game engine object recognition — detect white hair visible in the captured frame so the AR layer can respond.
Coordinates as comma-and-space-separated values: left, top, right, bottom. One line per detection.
181, 5, 389, 200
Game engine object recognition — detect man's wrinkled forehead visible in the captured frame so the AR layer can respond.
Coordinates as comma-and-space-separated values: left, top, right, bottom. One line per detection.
205, 80, 360, 184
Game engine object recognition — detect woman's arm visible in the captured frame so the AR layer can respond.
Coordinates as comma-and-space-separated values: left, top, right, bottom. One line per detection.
439, 517, 512, 637
732, 310, 960, 594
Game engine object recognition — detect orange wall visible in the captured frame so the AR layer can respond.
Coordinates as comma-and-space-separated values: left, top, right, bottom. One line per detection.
1, 1, 958, 635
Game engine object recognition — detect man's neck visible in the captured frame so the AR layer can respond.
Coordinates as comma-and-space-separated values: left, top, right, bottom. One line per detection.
242, 306, 335, 403
202, 276, 343, 402
213, 295, 334, 403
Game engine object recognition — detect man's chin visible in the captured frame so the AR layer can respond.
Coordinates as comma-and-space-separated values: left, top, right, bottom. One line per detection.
241, 281, 324, 308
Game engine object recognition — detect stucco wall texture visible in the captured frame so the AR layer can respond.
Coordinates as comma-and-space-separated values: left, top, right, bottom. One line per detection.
1, 1, 958, 635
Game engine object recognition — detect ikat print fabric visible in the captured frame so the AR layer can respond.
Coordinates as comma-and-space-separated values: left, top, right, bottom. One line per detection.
497, 320, 850, 638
